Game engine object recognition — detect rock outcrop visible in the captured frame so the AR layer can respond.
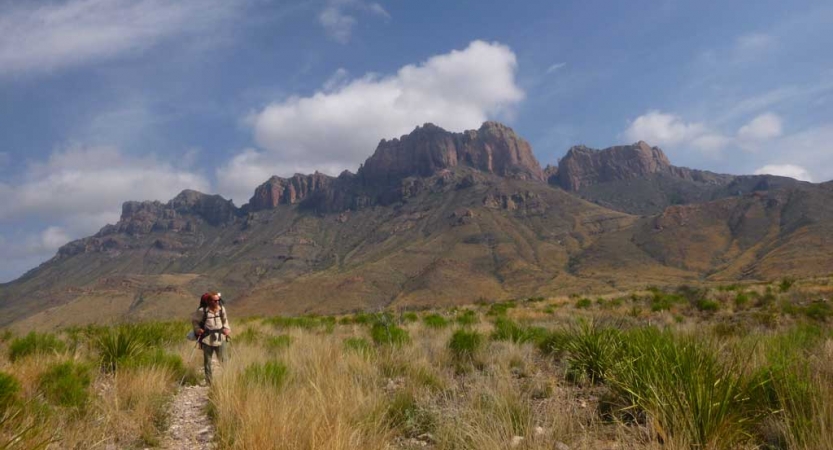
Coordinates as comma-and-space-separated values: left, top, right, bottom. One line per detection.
248, 173, 336, 211
360, 122, 545, 184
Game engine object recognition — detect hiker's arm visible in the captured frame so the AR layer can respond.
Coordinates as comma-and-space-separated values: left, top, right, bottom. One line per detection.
191, 309, 204, 335
222, 307, 231, 336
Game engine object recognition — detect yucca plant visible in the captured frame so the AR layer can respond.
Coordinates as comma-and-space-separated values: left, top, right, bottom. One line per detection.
96, 327, 146, 372
608, 328, 767, 447
563, 320, 623, 384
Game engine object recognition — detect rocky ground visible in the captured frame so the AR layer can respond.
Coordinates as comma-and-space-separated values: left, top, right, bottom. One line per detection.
159, 384, 216, 450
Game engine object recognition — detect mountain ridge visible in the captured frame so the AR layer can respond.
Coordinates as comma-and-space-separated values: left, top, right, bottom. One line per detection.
2, 121, 830, 330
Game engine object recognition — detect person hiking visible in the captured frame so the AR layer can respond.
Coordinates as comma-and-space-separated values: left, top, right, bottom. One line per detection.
192, 291, 231, 384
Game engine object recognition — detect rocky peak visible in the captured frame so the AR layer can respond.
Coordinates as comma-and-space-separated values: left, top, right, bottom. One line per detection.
247, 172, 336, 212
360, 121, 545, 184
551, 141, 673, 191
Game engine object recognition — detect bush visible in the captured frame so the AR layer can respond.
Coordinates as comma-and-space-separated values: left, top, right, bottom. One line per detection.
384, 390, 436, 437
695, 298, 720, 312
401, 312, 419, 323
564, 321, 622, 384
243, 361, 289, 389
734, 292, 750, 309
448, 329, 483, 362
608, 329, 767, 448
485, 301, 516, 316
0, 372, 20, 411
804, 301, 832, 322
8, 332, 66, 362
575, 298, 592, 309
370, 323, 410, 346
265, 335, 293, 351
779, 277, 795, 292
122, 349, 197, 384
537, 330, 569, 358
490, 317, 546, 344
343, 337, 372, 354
38, 361, 92, 409
455, 310, 479, 326
422, 314, 449, 329
96, 327, 146, 372
236, 327, 262, 345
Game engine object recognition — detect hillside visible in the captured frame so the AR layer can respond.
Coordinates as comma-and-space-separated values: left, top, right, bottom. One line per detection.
2, 122, 832, 330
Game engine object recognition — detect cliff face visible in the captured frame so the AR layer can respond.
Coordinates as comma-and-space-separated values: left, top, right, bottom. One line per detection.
552, 142, 674, 191
360, 122, 545, 184
248, 173, 337, 211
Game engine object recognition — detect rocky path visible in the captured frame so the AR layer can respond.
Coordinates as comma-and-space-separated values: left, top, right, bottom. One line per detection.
159, 385, 216, 449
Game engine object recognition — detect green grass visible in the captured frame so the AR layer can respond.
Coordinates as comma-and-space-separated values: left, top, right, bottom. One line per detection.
448, 329, 483, 363
95, 327, 146, 373
242, 361, 289, 389
422, 313, 449, 329
370, 322, 410, 346
490, 317, 547, 344
38, 361, 92, 409
8, 332, 66, 362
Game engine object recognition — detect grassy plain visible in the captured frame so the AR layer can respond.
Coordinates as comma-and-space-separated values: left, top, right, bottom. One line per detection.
0, 277, 831, 449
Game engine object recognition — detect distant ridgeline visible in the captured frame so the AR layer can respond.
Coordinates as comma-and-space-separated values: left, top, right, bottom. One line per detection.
2, 120, 830, 330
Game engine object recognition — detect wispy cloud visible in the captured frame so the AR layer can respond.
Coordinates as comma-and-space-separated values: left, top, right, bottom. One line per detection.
754, 164, 812, 182
319, 0, 390, 44
0, 0, 242, 76
545, 62, 566, 74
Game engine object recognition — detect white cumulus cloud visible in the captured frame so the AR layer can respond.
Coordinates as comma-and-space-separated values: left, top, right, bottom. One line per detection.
623, 111, 729, 154
738, 112, 783, 141
218, 40, 524, 205
0, 0, 241, 76
754, 164, 812, 182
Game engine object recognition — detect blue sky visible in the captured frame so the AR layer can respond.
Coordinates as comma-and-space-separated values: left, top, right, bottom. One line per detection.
1, 0, 832, 282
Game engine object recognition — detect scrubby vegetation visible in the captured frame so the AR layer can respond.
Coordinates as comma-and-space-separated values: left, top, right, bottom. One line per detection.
0, 278, 831, 448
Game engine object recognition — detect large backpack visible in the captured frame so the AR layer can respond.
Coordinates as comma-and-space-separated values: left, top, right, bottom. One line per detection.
198, 293, 226, 330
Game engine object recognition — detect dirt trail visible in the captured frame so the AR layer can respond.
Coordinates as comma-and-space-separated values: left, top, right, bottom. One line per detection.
159, 384, 216, 449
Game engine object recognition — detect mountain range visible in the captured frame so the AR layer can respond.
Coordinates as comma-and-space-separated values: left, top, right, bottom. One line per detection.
3, 121, 832, 330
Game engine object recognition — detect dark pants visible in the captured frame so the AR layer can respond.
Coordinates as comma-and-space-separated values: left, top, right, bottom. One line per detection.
201, 343, 226, 383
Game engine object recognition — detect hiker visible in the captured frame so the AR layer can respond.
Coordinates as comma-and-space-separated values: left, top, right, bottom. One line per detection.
192, 291, 231, 384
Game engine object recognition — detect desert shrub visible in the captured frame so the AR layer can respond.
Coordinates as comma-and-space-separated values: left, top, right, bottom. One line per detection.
243, 361, 289, 389
0, 329, 13, 342
265, 334, 293, 351
608, 328, 767, 448
126, 321, 188, 347
564, 321, 623, 384
122, 348, 196, 384
236, 327, 262, 345
537, 330, 569, 358
695, 298, 720, 312
756, 325, 825, 446
370, 323, 410, 346
38, 361, 92, 409
574, 298, 592, 309
401, 312, 419, 323
8, 332, 66, 362
485, 301, 516, 316
422, 313, 449, 329
650, 291, 685, 312
343, 337, 371, 354
779, 277, 795, 292
448, 329, 483, 362
804, 301, 832, 322
490, 317, 546, 344
266, 315, 335, 331
756, 288, 777, 307
734, 292, 750, 309
455, 310, 479, 326
0, 372, 20, 412
384, 390, 436, 437
96, 327, 146, 372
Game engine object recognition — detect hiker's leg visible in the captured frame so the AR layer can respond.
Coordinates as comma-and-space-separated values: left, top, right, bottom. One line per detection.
202, 345, 214, 383
217, 342, 227, 363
